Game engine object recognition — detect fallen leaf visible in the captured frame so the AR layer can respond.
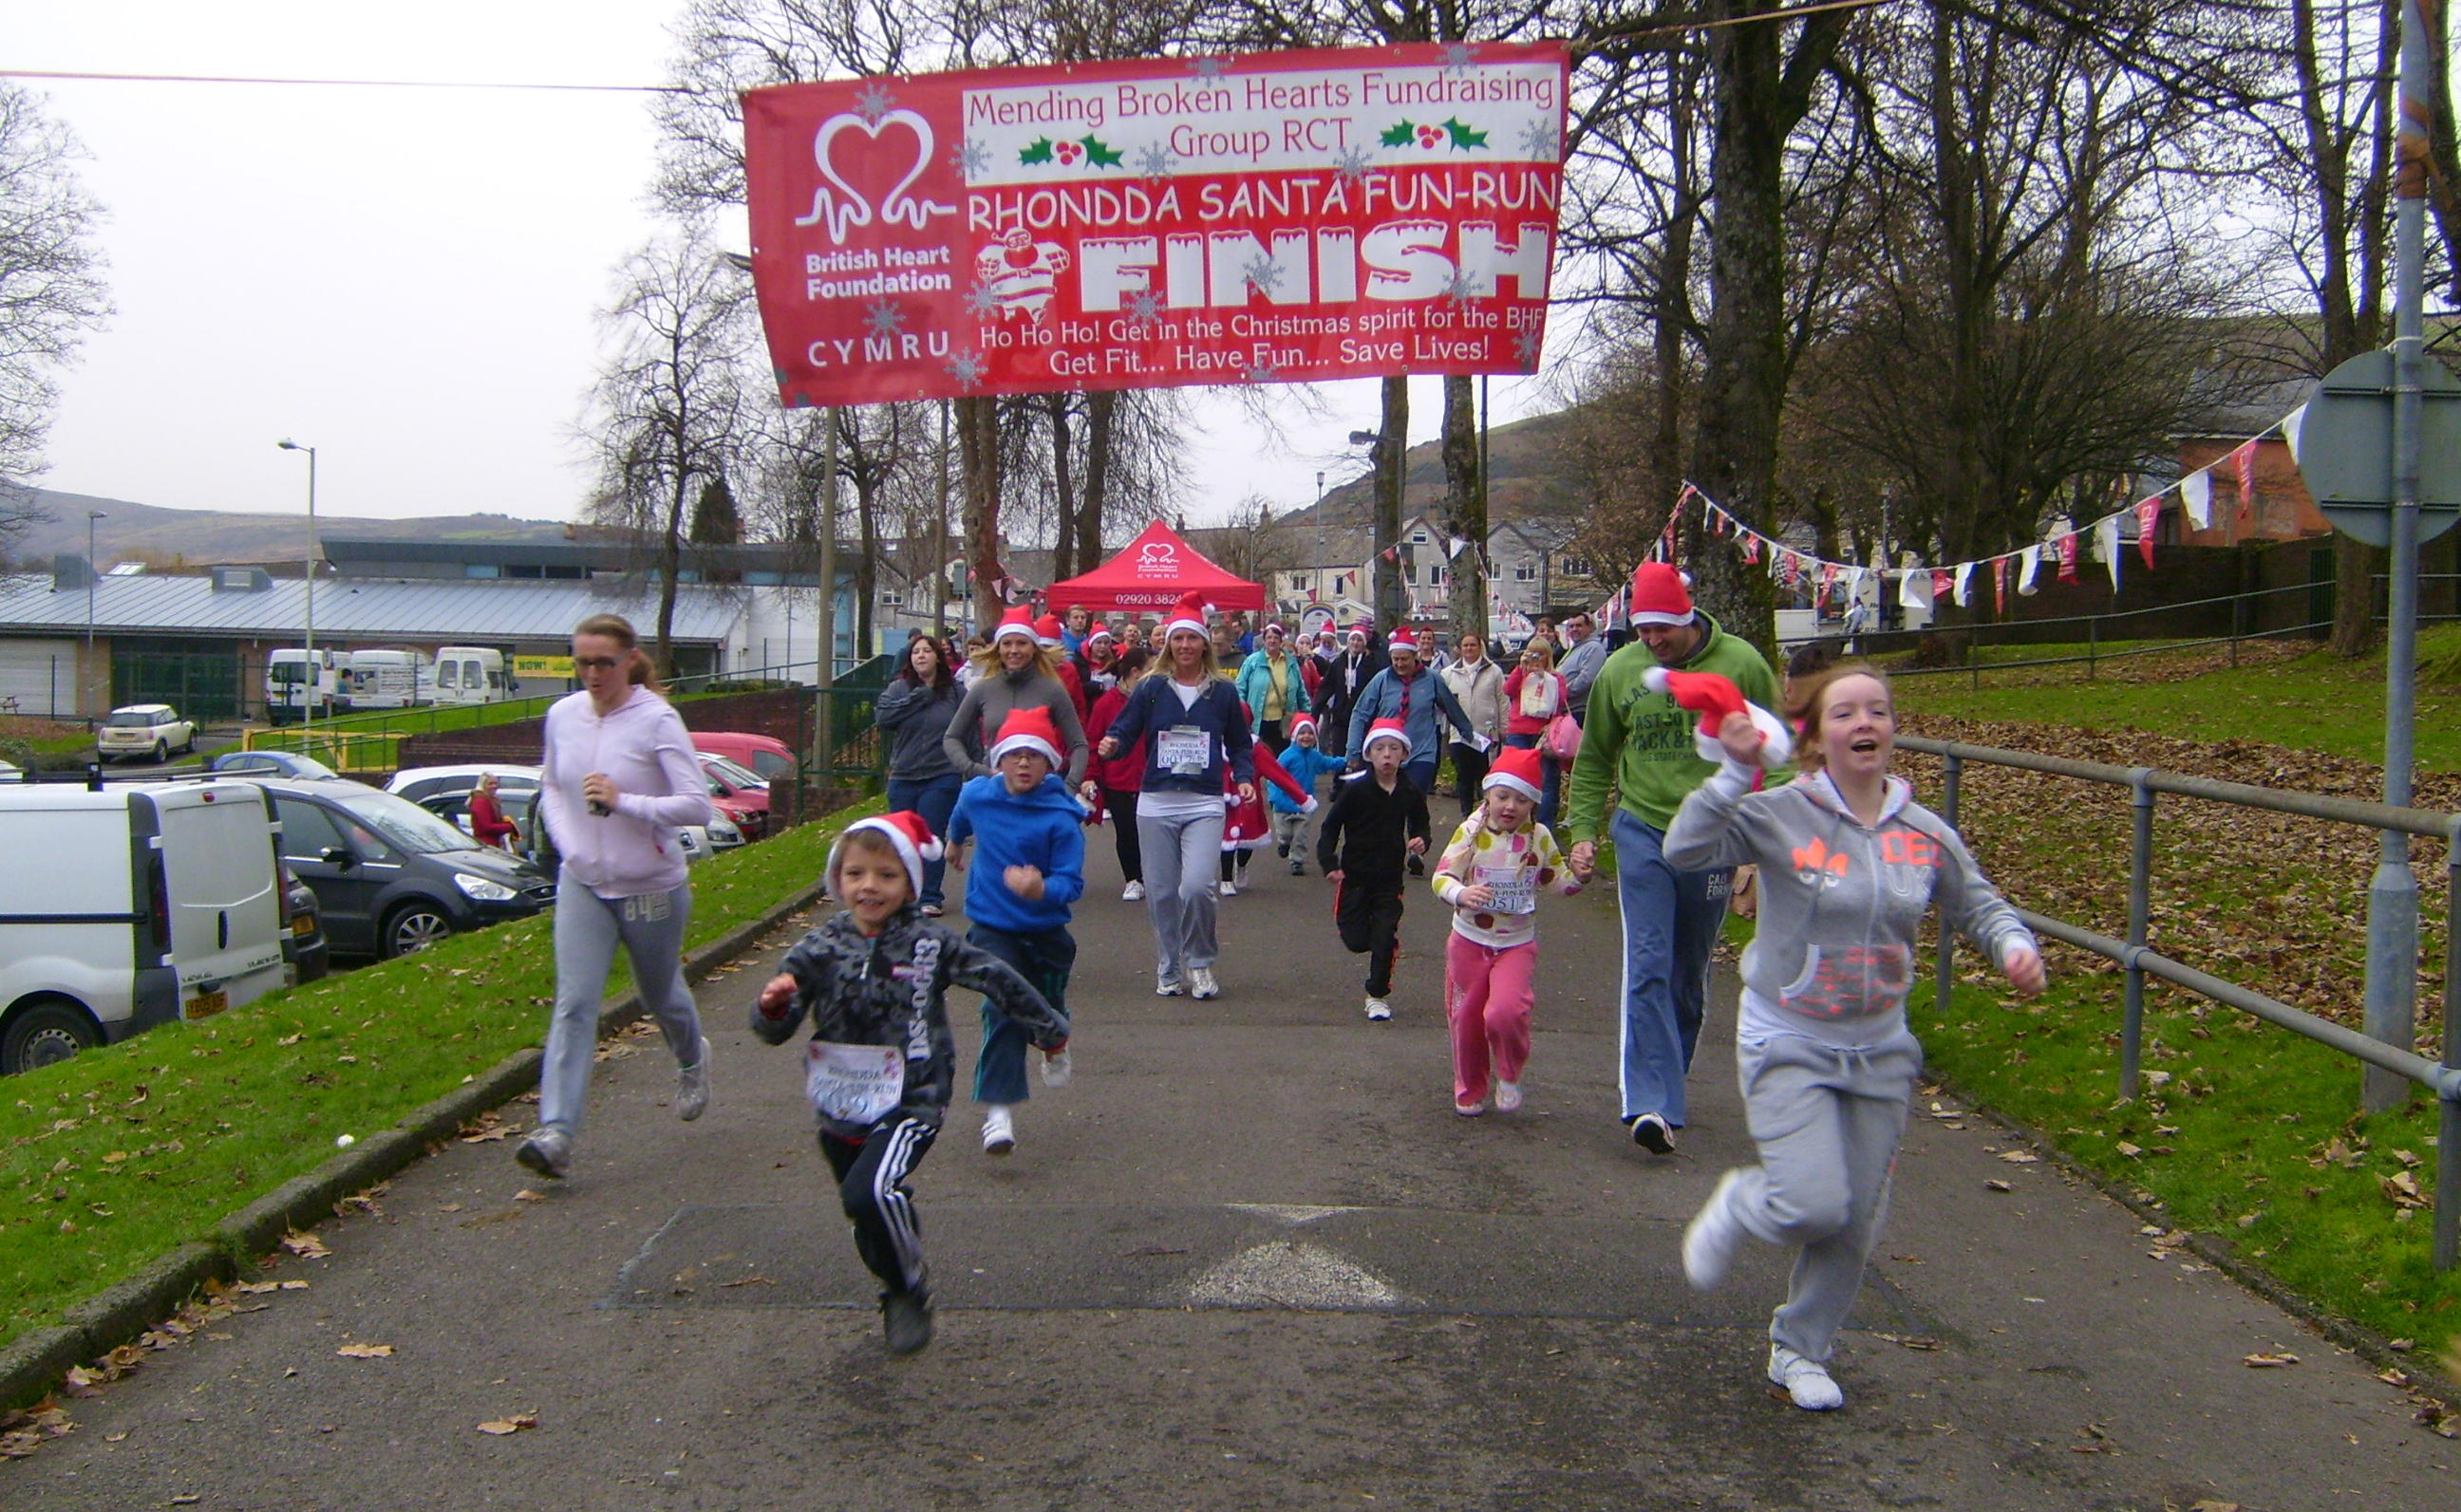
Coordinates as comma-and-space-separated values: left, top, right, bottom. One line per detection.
2394, 1148, 2422, 1168
279, 1232, 330, 1260
513, 1189, 547, 1204
334, 1343, 394, 1359
2381, 1171, 2429, 1209
1985, 1179, 2014, 1192
477, 1413, 538, 1435
2114, 1141, 2143, 1158
1997, 1150, 2039, 1165
277, 1279, 310, 1291
277, 1034, 302, 1047
2243, 1352, 2300, 1368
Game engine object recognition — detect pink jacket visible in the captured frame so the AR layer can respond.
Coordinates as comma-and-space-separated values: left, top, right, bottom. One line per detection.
538, 686, 714, 898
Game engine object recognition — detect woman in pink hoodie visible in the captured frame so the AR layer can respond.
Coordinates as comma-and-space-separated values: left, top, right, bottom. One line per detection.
515, 614, 718, 1182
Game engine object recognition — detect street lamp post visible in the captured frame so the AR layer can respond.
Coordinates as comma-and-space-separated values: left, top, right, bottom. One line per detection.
277, 440, 319, 730
85, 509, 104, 715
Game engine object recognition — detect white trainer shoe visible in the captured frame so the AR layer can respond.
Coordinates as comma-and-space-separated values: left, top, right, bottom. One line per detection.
982, 1105, 1015, 1156
1189, 967, 1220, 999
1155, 971, 1184, 997
1122, 881, 1145, 902
1769, 1345, 1845, 1410
515, 1128, 572, 1180
676, 1036, 712, 1122
1494, 1080, 1523, 1112
1363, 998, 1392, 1021
1682, 1168, 1749, 1291
1219, 876, 1238, 897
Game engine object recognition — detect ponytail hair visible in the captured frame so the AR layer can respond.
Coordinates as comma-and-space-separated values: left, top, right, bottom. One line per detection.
573, 612, 665, 695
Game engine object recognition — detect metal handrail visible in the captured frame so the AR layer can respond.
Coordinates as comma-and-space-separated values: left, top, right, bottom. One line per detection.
1899, 732, 2461, 1269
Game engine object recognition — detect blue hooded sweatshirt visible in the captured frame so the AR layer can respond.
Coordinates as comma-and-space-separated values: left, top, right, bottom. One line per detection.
1271, 742, 1346, 814
945, 772, 1087, 935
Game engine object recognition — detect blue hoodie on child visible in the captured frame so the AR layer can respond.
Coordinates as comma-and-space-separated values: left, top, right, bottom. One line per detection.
945, 772, 1087, 934
1271, 742, 1347, 814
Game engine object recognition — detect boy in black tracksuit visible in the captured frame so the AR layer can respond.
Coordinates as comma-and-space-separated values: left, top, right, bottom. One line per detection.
1317, 719, 1430, 1021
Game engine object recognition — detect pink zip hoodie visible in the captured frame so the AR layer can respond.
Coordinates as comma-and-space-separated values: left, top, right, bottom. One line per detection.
538, 686, 714, 898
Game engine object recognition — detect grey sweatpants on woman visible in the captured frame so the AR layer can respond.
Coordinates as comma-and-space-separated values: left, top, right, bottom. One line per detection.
1137, 801, 1224, 975
536, 875, 702, 1138
1715, 1026, 1922, 1364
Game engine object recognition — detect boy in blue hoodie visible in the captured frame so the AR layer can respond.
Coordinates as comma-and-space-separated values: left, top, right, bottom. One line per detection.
946, 706, 1085, 1157
1271, 712, 1346, 876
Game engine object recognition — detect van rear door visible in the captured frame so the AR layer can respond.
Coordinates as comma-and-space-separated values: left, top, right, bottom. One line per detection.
140, 783, 289, 1018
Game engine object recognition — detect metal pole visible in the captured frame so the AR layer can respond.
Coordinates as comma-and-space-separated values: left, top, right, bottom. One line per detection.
304, 446, 318, 734
2362, 0, 2431, 1112
1933, 751, 1963, 1016
816, 411, 838, 784
2120, 769, 2154, 1100
2437, 820, 2460, 1269
85, 510, 101, 715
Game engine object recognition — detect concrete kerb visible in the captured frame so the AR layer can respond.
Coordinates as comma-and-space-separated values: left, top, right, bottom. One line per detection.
0, 877, 830, 1412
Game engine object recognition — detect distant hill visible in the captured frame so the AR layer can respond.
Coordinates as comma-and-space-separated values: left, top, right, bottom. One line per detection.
3, 487, 574, 569
1275, 407, 1589, 532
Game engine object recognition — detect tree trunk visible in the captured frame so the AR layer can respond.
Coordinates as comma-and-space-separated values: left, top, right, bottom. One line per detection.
1374, 377, 1408, 629
1079, 391, 1115, 574
2329, 538, 2383, 655
1440, 375, 1485, 643
960, 396, 1005, 631
655, 466, 687, 680
1048, 393, 1078, 582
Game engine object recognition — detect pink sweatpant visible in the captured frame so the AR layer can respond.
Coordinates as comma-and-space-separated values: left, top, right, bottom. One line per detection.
1446, 934, 1537, 1105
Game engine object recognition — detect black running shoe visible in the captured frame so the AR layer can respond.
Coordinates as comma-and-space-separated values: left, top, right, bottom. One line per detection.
1629, 1112, 1676, 1154
882, 1290, 933, 1354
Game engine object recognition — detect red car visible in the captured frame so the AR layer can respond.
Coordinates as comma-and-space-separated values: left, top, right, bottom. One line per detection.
688, 731, 797, 785
696, 752, 770, 839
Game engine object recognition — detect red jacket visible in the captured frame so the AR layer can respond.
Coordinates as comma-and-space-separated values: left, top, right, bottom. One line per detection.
468, 788, 518, 849
1085, 686, 1145, 795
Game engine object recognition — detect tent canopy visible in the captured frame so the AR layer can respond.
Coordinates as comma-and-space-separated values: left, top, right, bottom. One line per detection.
1044, 520, 1265, 615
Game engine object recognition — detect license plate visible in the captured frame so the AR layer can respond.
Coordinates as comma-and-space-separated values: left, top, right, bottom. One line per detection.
291, 914, 315, 937
186, 989, 229, 1019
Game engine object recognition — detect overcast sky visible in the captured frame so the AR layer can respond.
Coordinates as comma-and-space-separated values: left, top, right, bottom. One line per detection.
12, 3, 1560, 533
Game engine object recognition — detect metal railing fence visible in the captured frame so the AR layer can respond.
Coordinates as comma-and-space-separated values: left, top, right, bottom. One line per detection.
1904, 733, 2461, 1268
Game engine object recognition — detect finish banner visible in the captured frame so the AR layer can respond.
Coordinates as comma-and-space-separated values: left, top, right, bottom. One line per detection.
742, 42, 1568, 406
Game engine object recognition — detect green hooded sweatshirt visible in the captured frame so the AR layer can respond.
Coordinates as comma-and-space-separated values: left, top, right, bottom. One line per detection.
1563, 611, 1787, 843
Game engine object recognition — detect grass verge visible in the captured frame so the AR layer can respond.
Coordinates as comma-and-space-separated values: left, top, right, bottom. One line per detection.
0, 807, 866, 1355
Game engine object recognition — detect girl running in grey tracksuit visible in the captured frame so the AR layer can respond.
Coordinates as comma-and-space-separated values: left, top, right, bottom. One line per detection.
1664, 663, 2045, 1411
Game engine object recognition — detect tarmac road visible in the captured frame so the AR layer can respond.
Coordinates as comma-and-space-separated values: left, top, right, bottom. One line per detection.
7, 815, 2452, 1510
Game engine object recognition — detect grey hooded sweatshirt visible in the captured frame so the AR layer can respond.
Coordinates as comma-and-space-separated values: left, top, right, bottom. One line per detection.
1663, 762, 2035, 1047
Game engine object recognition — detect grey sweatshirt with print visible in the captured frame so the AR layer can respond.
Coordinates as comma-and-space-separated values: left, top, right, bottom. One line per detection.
1663, 762, 2035, 1045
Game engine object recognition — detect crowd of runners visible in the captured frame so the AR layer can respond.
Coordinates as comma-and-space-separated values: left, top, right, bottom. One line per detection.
515, 565, 2048, 1406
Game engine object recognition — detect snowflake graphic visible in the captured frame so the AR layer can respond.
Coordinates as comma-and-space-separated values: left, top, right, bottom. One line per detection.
962, 281, 1003, 317
1123, 289, 1164, 328
1517, 119, 1562, 162
1331, 144, 1376, 184
945, 350, 987, 388
853, 82, 895, 124
1240, 255, 1287, 294
1135, 140, 1179, 178
1243, 360, 1282, 384
1438, 270, 1479, 308
864, 300, 905, 338
1188, 55, 1230, 80
950, 136, 994, 179
1514, 327, 1546, 368
1439, 42, 1479, 76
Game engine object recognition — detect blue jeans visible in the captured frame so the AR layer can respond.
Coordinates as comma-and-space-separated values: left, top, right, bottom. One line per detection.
886, 773, 964, 906
1505, 733, 1562, 830
1404, 756, 1438, 795
967, 923, 1076, 1105
1611, 808, 1730, 1128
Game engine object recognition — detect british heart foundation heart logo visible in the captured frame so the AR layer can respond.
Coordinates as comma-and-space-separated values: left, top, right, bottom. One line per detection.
801, 109, 949, 244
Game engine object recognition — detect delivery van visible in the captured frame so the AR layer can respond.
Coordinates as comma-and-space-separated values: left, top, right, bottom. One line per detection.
431, 645, 516, 708
345, 648, 432, 710
0, 779, 291, 1074
265, 647, 342, 722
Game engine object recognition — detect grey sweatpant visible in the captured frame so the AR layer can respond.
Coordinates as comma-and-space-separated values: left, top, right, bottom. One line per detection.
1137, 799, 1224, 975
536, 875, 702, 1138
1714, 1024, 1922, 1364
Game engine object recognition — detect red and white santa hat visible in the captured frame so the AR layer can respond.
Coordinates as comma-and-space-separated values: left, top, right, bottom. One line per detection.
992, 606, 1040, 646
1085, 624, 1115, 646
1483, 745, 1546, 802
1641, 665, 1794, 771
1387, 627, 1420, 655
1033, 613, 1065, 648
1362, 717, 1411, 755
988, 705, 1065, 768
1628, 563, 1696, 627
1288, 712, 1318, 740
828, 810, 944, 898
1162, 590, 1213, 641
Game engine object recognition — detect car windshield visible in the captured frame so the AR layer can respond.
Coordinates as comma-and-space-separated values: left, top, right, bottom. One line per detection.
333, 789, 483, 855
106, 711, 163, 728
703, 755, 765, 789
269, 663, 312, 683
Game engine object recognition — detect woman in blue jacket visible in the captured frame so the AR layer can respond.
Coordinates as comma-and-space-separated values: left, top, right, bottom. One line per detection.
1099, 591, 1255, 1001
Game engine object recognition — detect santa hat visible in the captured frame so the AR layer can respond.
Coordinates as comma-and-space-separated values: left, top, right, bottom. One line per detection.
1345, 625, 1368, 645
1162, 590, 1212, 641
1482, 745, 1546, 803
1033, 613, 1064, 648
1628, 563, 1696, 626
1387, 627, 1420, 654
1642, 666, 1794, 771
829, 811, 944, 898
1262, 621, 1287, 636
1085, 625, 1115, 646
1362, 718, 1411, 755
988, 706, 1064, 768
992, 607, 1039, 646
1288, 712, 1318, 740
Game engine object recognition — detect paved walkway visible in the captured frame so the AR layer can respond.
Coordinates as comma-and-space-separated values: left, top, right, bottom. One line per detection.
9, 814, 2452, 1510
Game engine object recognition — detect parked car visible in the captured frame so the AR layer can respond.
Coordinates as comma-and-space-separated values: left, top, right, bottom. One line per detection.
96, 703, 197, 765
689, 730, 797, 785
695, 752, 770, 839
384, 765, 741, 881
281, 860, 330, 984
235, 776, 554, 960
211, 749, 343, 781
0, 778, 291, 1073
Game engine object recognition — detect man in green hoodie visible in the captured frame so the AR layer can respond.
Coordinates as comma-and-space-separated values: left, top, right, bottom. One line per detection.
1565, 562, 1785, 1154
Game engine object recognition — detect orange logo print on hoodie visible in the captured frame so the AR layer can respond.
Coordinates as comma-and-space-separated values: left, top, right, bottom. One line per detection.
1792, 836, 1850, 888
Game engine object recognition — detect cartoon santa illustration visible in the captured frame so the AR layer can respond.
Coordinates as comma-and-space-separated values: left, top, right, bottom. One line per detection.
975, 227, 1072, 324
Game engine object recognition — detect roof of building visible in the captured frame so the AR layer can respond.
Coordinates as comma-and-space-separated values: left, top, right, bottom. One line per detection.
0, 573, 742, 643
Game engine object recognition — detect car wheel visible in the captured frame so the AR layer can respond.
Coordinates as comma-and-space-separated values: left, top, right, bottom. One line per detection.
151, 740, 168, 764
2, 998, 103, 1075
381, 902, 455, 958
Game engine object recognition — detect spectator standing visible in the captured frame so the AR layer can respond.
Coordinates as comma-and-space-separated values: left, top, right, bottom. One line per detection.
1438, 630, 1506, 820
873, 633, 967, 915
1235, 622, 1306, 754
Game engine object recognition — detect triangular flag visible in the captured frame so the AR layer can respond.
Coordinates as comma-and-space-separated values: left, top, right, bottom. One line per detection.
2232, 439, 2259, 520
1932, 568, 1954, 604
2181, 470, 2213, 529
1741, 532, 1761, 564
1952, 562, 1973, 607
1779, 551, 1801, 589
2096, 514, 2122, 590
2018, 545, 2042, 596
1901, 569, 1934, 612
2134, 496, 2161, 569
2282, 404, 2308, 463
1848, 567, 1867, 607
2057, 533, 2080, 585
1992, 556, 2009, 615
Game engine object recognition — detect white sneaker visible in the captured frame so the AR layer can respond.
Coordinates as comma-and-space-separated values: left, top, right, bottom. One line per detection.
1363, 998, 1392, 1021
1219, 875, 1238, 897
1769, 1344, 1844, 1410
1682, 1168, 1749, 1291
1122, 881, 1145, 902
981, 1105, 1015, 1156
1156, 971, 1183, 997
1494, 1080, 1523, 1112
1189, 967, 1220, 999
676, 1036, 712, 1122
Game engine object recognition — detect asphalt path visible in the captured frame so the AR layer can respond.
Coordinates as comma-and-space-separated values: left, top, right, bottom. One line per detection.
9, 805, 2452, 1510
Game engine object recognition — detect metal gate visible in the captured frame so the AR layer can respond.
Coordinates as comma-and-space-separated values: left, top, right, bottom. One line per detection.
114, 651, 244, 722
0, 639, 80, 719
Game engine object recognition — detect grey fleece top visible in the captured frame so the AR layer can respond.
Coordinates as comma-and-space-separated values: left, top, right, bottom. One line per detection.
1664, 762, 2035, 1047
873, 678, 963, 782
941, 666, 1089, 785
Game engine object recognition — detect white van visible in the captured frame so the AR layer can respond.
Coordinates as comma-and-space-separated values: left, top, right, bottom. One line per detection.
431, 645, 515, 708
0, 779, 291, 1074
265, 647, 342, 722
346, 648, 433, 710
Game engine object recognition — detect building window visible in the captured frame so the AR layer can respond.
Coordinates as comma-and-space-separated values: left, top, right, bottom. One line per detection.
1513, 564, 1535, 582
1410, 531, 1428, 544
462, 563, 500, 579
1559, 555, 1590, 577
879, 588, 904, 607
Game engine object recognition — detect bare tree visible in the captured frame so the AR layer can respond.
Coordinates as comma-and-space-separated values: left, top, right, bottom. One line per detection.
0, 84, 112, 546
1209, 491, 1298, 587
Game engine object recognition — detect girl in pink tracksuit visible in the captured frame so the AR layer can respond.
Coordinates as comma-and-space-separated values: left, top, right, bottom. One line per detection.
1429, 745, 1587, 1115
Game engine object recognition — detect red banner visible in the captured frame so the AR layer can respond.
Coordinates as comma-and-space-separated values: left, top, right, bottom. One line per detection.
742, 42, 1569, 406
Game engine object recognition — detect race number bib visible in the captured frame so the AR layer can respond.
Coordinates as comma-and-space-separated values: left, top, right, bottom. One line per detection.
803, 1041, 906, 1124
1156, 725, 1211, 775
1476, 863, 1536, 914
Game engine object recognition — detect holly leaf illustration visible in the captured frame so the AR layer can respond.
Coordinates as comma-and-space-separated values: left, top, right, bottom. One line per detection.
1018, 137, 1055, 165
1443, 117, 1488, 149
1080, 135, 1124, 168
1380, 120, 1418, 147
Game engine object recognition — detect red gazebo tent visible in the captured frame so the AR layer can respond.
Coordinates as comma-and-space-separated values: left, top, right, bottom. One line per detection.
1043, 520, 1265, 615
